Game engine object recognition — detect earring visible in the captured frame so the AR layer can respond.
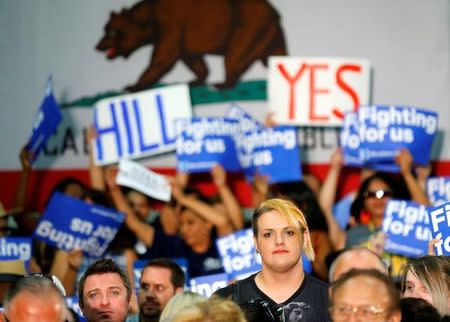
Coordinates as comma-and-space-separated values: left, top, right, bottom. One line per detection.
255, 249, 259, 254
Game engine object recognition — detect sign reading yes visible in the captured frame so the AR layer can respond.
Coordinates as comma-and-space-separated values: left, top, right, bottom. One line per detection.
382, 200, 431, 257
93, 84, 192, 165
268, 57, 370, 126
428, 201, 450, 256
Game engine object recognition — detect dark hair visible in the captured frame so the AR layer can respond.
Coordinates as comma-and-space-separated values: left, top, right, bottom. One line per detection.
143, 258, 186, 288
273, 181, 328, 231
400, 297, 441, 322
330, 268, 400, 312
78, 258, 131, 308
4, 275, 66, 312
350, 172, 397, 222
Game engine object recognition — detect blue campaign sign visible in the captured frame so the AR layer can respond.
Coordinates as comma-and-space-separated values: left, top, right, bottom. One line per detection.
382, 200, 431, 258
189, 273, 228, 297
176, 117, 241, 173
428, 201, 450, 256
66, 296, 86, 322
216, 229, 261, 281
33, 192, 124, 257
235, 126, 302, 183
0, 237, 32, 261
427, 177, 450, 206
358, 105, 438, 166
25, 77, 63, 162
225, 104, 263, 133
340, 112, 363, 167
93, 84, 192, 165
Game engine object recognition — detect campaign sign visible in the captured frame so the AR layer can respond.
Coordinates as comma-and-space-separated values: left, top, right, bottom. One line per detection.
382, 200, 431, 257
93, 84, 192, 165
268, 57, 370, 126
0, 237, 32, 261
33, 192, 124, 257
235, 126, 302, 183
225, 104, 263, 133
189, 273, 228, 297
176, 117, 241, 173
117, 159, 171, 202
358, 105, 438, 166
340, 112, 363, 167
428, 201, 450, 256
25, 77, 63, 162
133, 258, 189, 291
216, 229, 261, 281
427, 177, 450, 206
66, 296, 86, 322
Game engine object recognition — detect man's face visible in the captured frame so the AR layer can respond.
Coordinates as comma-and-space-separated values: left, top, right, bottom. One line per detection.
254, 210, 304, 273
5, 291, 65, 322
331, 276, 398, 322
81, 272, 130, 322
138, 266, 179, 320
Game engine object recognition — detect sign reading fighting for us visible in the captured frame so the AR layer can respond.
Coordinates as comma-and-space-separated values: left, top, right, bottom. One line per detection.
225, 104, 263, 133
427, 177, 450, 206
0, 237, 32, 261
33, 192, 124, 257
116, 159, 171, 202
93, 84, 192, 165
235, 126, 302, 183
340, 111, 363, 167
175, 117, 241, 173
189, 273, 228, 297
382, 200, 431, 257
428, 201, 450, 256
25, 77, 63, 163
268, 57, 370, 126
216, 229, 261, 281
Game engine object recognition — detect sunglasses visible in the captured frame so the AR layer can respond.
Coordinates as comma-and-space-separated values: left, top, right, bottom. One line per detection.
363, 189, 393, 199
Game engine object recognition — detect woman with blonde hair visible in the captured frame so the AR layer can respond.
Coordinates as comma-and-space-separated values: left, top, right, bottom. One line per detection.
160, 291, 206, 322
171, 296, 247, 322
401, 255, 450, 317
214, 198, 330, 322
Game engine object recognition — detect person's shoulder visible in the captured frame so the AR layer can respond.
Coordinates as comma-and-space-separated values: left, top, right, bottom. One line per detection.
213, 274, 256, 299
304, 274, 329, 295
126, 313, 139, 322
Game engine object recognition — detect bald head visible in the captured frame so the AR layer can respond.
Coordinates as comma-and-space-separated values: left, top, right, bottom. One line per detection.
329, 247, 387, 283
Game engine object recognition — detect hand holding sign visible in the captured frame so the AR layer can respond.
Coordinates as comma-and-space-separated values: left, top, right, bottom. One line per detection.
395, 148, 414, 175
428, 201, 450, 255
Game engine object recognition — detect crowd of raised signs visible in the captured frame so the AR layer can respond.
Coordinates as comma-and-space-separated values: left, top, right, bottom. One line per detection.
1, 86, 450, 321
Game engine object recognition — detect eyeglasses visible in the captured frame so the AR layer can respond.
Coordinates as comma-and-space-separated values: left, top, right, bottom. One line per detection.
330, 304, 389, 321
363, 189, 392, 199
24, 273, 67, 296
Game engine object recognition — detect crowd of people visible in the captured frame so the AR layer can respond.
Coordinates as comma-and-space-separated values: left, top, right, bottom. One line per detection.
0, 125, 449, 321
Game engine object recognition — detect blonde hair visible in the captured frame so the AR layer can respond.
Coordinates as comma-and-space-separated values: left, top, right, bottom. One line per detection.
160, 291, 206, 322
252, 198, 315, 261
171, 296, 247, 322
401, 256, 450, 316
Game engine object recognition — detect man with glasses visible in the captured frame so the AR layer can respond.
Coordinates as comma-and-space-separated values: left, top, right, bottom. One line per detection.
329, 268, 401, 322
2, 274, 68, 322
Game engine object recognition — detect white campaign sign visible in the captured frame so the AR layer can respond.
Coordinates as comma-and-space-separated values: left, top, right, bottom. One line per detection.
268, 57, 370, 126
116, 159, 171, 202
93, 84, 192, 165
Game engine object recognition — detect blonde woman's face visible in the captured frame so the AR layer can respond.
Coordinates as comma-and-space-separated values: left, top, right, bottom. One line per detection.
254, 210, 304, 273
403, 270, 434, 306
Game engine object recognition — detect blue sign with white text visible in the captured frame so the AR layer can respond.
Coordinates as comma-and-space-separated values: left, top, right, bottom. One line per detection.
382, 200, 431, 257
340, 112, 363, 167
428, 201, 450, 256
225, 104, 263, 133
25, 77, 62, 162
33, 192, 124, 257
176, 117, 241, 173
235, 126, 302, 183
427, 177, 450, 206
189, 273, 228, 297
0, 237, 32, 261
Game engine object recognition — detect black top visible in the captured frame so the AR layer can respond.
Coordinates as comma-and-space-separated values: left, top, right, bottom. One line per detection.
214, 273, 331, 322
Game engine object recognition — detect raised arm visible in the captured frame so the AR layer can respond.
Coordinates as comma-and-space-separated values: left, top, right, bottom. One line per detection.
13, 147, 32, 212
105, 168, 155, 247
395, 148, 431, 206
252, 173, 269, 208
211, 164, 243, 230
318, 148, 347, 250
87, 126, 105, 191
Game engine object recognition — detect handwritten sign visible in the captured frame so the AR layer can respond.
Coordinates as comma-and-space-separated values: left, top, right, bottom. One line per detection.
117, 159, 171, 202
268, 57, 370, 126
428, 201, 450, 256
33, 192, 124, 257
382, 200, 431, 257
93, 84, 192, 165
